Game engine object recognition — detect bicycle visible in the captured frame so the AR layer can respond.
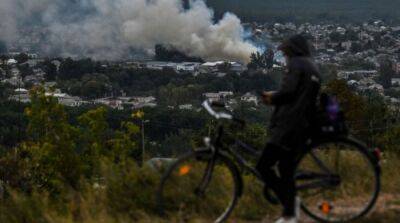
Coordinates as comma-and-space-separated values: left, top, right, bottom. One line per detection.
157, 100, 381, 223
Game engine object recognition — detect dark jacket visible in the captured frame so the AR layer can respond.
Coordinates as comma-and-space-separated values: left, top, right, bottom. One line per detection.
269, 56, 321, 150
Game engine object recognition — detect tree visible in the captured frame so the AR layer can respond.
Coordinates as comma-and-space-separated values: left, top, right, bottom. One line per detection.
0, 41, 7, 54
59, 58, 95, 80
350, 42, 362, 53
0, 54, 9, 63
378, 57, 394, 88
345, 30, 359, 41
80, 73, 112, 99
329, 32, 342, 42
15, 53, 29, 64
39, 60, 58, 81
247, 50, 273, 70
324, 79, 391, 144
24, 87, 83, 190
17, 64, 33, 78
217, 62, 232, 73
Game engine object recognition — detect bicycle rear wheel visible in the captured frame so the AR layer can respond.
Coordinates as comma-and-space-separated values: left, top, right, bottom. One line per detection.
157, 149, 241, 223
296, 137, 380, 222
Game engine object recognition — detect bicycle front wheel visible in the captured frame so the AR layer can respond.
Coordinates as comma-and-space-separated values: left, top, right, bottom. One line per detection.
296, 137, 380, 222
157, 149, 241, 223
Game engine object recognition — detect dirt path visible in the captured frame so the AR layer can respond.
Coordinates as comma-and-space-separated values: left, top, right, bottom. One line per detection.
256, 194, 400, 223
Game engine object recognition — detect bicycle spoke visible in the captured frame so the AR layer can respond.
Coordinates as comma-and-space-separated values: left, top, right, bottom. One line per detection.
158, 151, 239, 223
296, 139, 380, 223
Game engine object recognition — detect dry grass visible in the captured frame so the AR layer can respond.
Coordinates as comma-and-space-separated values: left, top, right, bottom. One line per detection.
1, 151, 400, 223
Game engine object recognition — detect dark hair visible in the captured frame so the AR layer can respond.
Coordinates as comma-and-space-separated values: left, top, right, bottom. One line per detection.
278, 34, 311, 58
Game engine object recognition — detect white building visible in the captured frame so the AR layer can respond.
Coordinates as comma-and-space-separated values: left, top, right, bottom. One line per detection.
94, 98, 123, 110
241, 92, 259, 105
392, 78, 400, 86
203, 91, 234, 102
176, 62, 201, 72
146, 61, 177, 71
179, 104, 193, 110
45, 92, 83, 107
6, 59, 17, 66
9, 88, 31, 103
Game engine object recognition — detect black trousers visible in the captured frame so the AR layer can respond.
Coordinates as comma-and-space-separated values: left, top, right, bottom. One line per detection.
256, 143, 297, 217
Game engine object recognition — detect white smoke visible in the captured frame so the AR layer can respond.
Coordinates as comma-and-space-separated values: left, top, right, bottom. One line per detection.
0, 0, 257, 63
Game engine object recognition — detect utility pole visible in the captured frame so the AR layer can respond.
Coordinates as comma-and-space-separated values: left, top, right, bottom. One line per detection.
141, 119, 149, 165
142, 119, 145, 165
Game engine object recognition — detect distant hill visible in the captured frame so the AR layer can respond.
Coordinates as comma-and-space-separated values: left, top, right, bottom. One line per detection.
206, 0, 400, 24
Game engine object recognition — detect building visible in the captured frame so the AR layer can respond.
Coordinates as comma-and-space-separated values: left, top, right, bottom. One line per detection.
6, 59, 17, 66
230, 62, 246, 73
199, 61, 224, 73
241, 92, 259, 105
45, 92, 83, 107
392, 78, 400, 86
179, 104, 193, 110
94, 98, 123, 110
9, 88, 31, 103
176, 62, 201, 73
338, 70, 378, 80
203, 91, 233, 102
146, 61, 177, 71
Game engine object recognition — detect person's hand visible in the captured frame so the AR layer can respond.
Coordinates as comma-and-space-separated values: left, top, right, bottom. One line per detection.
261, 91, 274, 105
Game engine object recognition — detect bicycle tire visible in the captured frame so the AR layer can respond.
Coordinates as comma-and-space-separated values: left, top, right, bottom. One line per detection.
296, 137, 380, 223
157, 149, 242, 223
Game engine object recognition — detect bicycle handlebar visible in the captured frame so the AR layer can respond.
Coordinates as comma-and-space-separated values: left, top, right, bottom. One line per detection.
202, 100, 246, 126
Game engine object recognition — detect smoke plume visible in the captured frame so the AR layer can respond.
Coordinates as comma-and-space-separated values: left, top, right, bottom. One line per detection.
0, 0, 257, 63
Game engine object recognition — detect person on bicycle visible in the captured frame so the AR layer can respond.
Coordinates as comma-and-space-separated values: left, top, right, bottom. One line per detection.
257, 34, 321, 223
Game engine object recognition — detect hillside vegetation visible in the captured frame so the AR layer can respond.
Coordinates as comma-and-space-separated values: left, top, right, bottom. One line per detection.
207, 0, 400, 23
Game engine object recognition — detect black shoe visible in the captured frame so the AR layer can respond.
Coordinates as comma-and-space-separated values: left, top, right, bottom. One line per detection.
263, 185, 279, 205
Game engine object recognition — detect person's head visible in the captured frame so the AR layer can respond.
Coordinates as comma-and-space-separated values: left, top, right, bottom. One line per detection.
278, 34, 311, 62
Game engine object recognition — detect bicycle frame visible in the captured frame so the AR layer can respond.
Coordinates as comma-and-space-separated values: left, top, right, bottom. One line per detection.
159, 100, 381, 223
199, 100, 351, 193
200, 122, 341, 193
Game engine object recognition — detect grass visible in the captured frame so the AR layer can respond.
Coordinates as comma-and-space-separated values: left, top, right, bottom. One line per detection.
1, 150, 400, 223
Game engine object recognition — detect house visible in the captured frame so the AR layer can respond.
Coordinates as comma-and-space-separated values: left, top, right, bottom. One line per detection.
51, 60, 62, 71
176, 62, 201, 73
199, 61, 224, 73
200, 61, 245, 74
94, 98, 123, 110
9, 88, 31, 103
133, 96, 156, 104
368, 84, 384, 94
45, 92, 83, 107
179, 104, 193, 110
10, 68, 20, 77
203, 92, 221, 101
338, 70, 378, 80
24, 75, 44, 85
22, 59, 44, 67
392, 78, 400, 86
44, 82, 57, 90
6, 59, 17, 66
230, 62, 246, 73
203, 91, 234, 102
146, 61, 177, 71
395, 62, 400, 74
2, 77, 23, 86
33, 68, 46, 77
241, 92, 258, 105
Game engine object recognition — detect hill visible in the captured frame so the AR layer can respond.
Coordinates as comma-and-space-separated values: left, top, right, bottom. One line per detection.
206, 0, 400, 23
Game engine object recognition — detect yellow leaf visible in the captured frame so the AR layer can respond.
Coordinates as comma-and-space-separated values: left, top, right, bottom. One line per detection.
132, 110, 145, 119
